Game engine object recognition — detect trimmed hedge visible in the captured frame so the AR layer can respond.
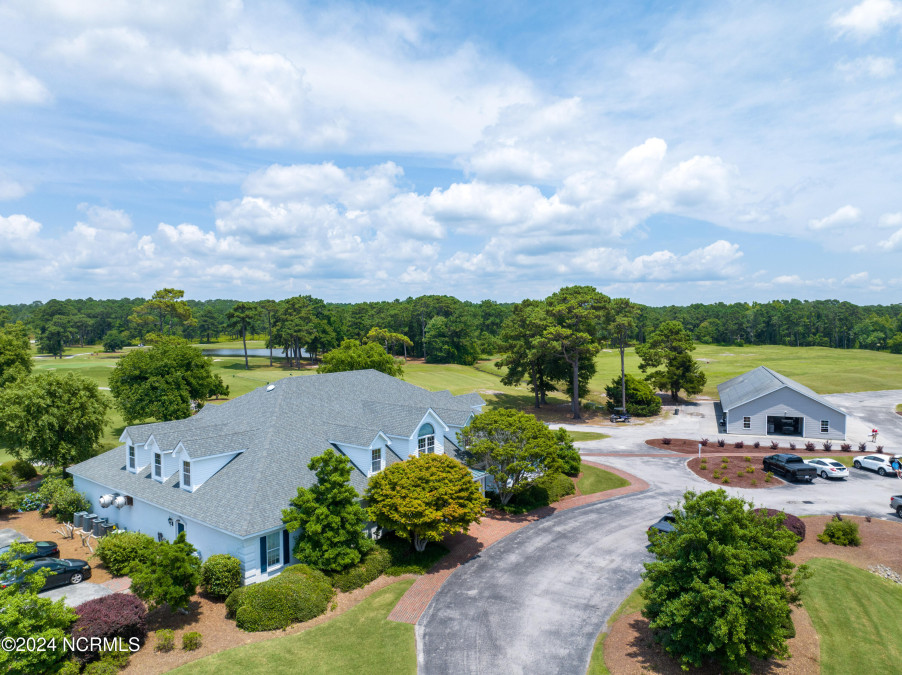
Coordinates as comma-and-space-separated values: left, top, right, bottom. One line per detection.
817, 517, 861, 546
95, 531, 157, 576
154, 629, 175, 652
494, 472, 576, 514
227, 565, 334, 632
200, 554, 242, 599
71, 593, 147, 663
326, 546, 392, 592
557, 447, 582, 477
752, 508, 806, 542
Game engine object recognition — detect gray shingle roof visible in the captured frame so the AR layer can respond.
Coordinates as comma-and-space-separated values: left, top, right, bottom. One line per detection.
69, 370, 484, 538
717, 366, 845, 415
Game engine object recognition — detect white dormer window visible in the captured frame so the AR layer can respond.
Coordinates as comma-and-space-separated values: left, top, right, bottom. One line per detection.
183, 460, 191, 487
154, 453, 162, 479
128, 445, 136, 470
371, 447, 382, 474
417, 423, 435, 455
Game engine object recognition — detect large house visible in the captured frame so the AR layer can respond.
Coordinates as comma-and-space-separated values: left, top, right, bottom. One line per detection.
68, 370, 485, 585
717, 366, 846, 439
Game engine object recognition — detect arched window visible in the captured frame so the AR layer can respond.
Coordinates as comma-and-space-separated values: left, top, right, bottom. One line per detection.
417, 423, 435, 454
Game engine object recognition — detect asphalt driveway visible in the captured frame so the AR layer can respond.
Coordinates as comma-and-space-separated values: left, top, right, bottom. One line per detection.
418, 390, 902, 675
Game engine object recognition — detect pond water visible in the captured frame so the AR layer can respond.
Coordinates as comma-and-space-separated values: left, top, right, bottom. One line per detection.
201, 348, 309, 359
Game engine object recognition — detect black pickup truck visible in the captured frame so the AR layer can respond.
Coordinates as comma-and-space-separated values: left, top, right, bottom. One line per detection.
762, 454, 817, 482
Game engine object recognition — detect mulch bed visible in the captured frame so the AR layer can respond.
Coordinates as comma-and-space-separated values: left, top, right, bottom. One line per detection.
605, 516, 902, 674
0, 509, 116, 584
647, 438, 866, 456
686, 456, 785, 489
605, 606, 819, 675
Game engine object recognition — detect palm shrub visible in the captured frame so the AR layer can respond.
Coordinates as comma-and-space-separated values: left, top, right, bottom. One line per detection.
700, 438, 709, 447
858, 442, 867, 452
804, 442, 815, 451
822, 441, 832, 451
200, 554, 242, 600
817, 517, 861, 546
716, 438, 725, 447
95, 532, 157, 576
182, 632, 202, 651
840, 443, 851, 452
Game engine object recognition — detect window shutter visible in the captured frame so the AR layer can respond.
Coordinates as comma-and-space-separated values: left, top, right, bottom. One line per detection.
282, 529, 289, 564
259, 536, 267, 573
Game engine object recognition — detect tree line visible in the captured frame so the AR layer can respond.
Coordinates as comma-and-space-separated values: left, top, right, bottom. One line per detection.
4, 295, 901, 362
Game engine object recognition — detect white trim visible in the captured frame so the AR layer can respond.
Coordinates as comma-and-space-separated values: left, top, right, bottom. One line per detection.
411, 409, 450, 438
264, 530, 282, 571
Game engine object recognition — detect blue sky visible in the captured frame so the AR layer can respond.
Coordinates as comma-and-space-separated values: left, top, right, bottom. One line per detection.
1, 0, 901, 305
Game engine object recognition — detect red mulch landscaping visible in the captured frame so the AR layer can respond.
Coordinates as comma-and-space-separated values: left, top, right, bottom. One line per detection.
686, 456, 785, 489
647, 437, 865, 456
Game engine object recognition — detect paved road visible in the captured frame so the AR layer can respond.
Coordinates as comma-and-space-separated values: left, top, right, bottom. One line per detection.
418, 391, 902, 675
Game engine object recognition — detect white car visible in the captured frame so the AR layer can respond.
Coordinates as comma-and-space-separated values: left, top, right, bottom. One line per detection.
804, 458, 849, 479
853, 453, 902, 477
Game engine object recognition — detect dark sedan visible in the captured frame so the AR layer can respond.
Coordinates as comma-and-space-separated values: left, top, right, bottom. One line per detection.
0, 541, 60, 569
648, 513, 677, 535
0, 558, 91, 591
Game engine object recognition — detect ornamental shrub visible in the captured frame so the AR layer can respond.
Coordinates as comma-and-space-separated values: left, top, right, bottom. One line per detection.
753, 509, 806, 542
95, 531, 157, 576
604, 374, 663, 417
37, 477, 90, 523
83, 659, 119, 675
224, 585, 249, 618
553, 429, 582, 477
326, 546, 392, 592
154, 629, 175, 652
230, 565, 334, 632
200, 554, 242, 599
817, 517, 861, 546
182, 632, 202, 651
1, 459, 37, 481
500, 472, 576, 513
0, 466, 15, 492
18, 491, 44, 511
71, 593, 148, 663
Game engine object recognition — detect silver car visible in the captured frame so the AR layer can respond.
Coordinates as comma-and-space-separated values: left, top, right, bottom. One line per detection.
804, 458, 849, 479
853, 453, 902, 477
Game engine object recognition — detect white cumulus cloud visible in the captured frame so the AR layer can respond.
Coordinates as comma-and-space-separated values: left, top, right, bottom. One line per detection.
831, 0, 902, 38
0, 53, 52, 105
808, 205, 861, 230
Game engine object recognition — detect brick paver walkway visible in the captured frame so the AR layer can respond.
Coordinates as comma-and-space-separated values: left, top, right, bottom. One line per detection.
100, 576, 131, 592
387, 462, 648, 624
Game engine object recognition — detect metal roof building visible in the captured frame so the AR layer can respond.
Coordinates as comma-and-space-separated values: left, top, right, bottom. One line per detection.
716, 366, 846, 439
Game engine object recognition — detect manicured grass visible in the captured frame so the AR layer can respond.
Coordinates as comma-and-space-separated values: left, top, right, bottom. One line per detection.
800, 558, 902, 675
587, 582, 647, 675
567, 431, 610, 442
174, 579, 416, 675
896, 403, 902, 414
577, 463, 629, 495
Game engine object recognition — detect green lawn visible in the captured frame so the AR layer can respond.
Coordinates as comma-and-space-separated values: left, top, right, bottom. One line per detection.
800, 558, 902, 675
587, 582, 647, 675
896, 403, 902, 414
173, 579, 416, 675
567, 431, 610, 442
13, 343, 902, 455
577, 463, 629, 495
